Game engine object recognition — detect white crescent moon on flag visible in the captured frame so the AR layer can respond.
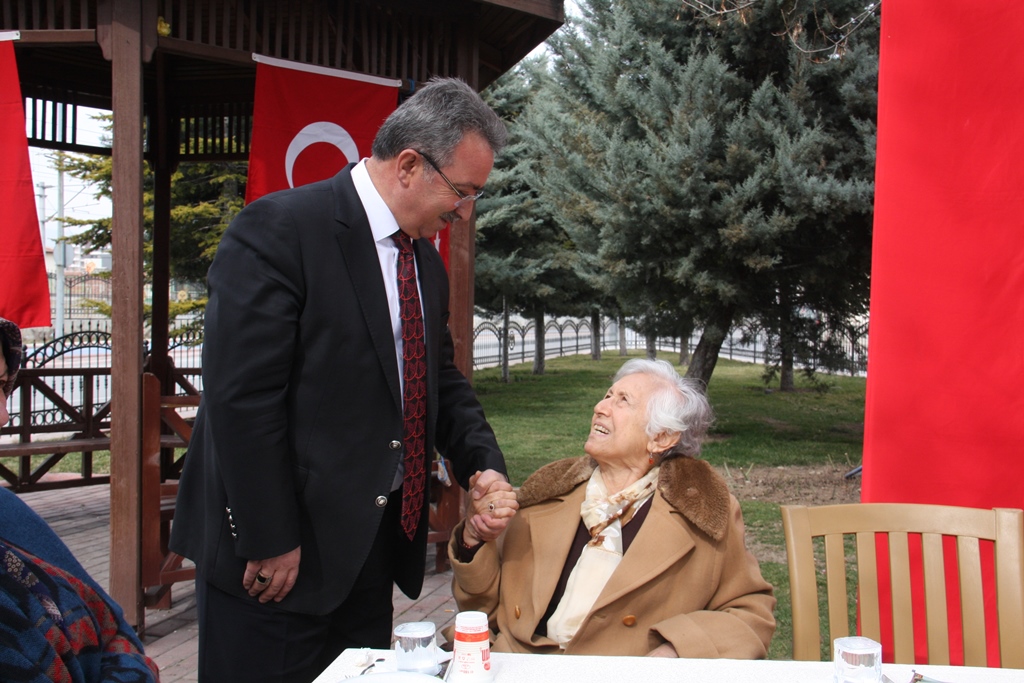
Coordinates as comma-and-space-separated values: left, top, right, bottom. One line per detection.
284, 122, 360, 188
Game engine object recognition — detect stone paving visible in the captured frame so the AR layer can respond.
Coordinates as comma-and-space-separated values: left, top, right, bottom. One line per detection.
19, 484, 459, 683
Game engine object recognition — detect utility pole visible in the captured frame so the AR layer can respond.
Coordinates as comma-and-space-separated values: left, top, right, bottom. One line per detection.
36, 181, 54, 332
54, 154, 67, 336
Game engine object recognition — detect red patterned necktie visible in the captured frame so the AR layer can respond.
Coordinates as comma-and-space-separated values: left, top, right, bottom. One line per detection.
393, 232, 427, 540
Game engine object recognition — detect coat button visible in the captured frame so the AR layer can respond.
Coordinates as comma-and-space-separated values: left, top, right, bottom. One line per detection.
389, 440, 402, 450
622, 615, 637, 627
375, 495, 388, 507
515, 606, 521, 619
231, 531, 238, 539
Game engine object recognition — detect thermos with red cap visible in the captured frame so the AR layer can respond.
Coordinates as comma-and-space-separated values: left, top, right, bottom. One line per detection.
448, 611, 493, 682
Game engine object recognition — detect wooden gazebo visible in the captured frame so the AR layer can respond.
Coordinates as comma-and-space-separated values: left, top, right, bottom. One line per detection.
4, 0, 563, 628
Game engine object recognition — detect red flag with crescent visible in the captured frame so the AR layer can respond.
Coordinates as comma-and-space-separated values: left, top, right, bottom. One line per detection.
245, 55, 400, 204
0, 35, 51, 329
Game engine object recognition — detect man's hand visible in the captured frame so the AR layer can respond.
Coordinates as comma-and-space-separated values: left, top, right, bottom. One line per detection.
462, 469, 518, 547
243, 545, 301, 603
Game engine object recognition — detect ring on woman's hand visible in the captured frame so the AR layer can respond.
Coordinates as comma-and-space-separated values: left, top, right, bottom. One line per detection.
488, 502, 495, 512
255, 572, 270, 585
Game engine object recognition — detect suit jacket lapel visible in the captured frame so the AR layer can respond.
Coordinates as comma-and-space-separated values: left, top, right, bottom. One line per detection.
331, 169, 403, 411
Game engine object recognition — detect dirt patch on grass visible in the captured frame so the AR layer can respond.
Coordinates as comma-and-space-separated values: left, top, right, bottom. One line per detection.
715, 463, 863, 564
718, 462, 862, 507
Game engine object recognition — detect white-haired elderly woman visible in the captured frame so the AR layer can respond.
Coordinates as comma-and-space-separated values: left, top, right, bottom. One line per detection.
449, 358, 775, 658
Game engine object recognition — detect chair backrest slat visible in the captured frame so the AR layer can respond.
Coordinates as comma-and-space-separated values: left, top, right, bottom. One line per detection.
957, 535, 987, 666
856, 530, 881, 643
824, 533, 850, 641
888, 531, 915, 662
781, 503, 1024, 669
995, 509, 1024, 668
921, 532, 950, 665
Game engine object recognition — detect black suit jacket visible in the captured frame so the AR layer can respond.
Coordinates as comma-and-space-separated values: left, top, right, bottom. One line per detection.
169, 165, 505, 615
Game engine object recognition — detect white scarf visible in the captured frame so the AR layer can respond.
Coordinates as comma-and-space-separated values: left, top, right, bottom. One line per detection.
546, 466, 660, 648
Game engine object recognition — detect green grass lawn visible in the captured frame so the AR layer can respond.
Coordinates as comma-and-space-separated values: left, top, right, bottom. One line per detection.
473, 352, 866, 485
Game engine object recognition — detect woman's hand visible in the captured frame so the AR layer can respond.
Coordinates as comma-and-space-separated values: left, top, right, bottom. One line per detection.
646, 643, 679, 657
462, 469, 518, 546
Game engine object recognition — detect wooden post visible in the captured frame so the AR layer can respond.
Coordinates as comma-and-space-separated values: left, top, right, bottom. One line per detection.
149, 51, 172, 390
108, 0, 146, 629
449, 18, 481, 380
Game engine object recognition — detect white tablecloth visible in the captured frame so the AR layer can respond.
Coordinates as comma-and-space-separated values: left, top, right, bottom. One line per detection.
313, 651, 1024, 679
315, 649, 1024, 682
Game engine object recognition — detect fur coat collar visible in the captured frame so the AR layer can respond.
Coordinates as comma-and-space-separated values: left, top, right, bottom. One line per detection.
516, 455, 732, 542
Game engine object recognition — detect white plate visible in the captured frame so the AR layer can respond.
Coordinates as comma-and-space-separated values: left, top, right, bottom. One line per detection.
362, 673, 440, 682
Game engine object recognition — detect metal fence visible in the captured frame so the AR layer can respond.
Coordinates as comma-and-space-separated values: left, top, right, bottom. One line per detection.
4, 313, 867, 438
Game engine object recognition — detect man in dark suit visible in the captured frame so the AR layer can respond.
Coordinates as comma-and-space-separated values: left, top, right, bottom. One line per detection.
170, 77, 517, 683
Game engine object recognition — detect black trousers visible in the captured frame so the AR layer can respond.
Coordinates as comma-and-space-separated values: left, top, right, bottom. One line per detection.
196, 490, 405, 683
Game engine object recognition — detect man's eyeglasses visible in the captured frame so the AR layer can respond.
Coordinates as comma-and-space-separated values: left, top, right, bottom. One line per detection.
415, 150, 485, 208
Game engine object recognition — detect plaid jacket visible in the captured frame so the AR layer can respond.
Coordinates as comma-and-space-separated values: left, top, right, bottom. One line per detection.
0, 539, 159, 683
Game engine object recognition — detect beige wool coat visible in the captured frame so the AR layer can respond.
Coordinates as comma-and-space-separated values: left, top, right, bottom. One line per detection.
448, 455, 776, 658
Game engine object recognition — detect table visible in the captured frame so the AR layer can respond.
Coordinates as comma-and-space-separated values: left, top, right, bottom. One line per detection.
315, 649, 1024, 682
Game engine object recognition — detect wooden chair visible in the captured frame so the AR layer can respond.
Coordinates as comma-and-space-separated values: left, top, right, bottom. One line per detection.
141, 372, 200, 608
781, 503, 1024, 667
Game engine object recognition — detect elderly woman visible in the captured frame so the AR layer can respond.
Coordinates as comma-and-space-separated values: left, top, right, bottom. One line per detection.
0, 317, 159, 682
449, 358, 775, 658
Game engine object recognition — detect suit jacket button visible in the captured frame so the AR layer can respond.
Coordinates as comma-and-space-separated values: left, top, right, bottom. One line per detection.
622, 615, 637, 627
375, 495, 388, 507
515, 606, 521, 619
389, 440, 402, 450
231, 531, 238, 539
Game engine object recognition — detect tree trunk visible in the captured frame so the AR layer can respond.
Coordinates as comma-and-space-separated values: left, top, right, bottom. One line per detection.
618, 314, 627, 356
501, 297, 510, 383
590, 310, 601, 360
778, 285, 796, 392
532, 311, 545, 375
678, 317, 694, 366
645, 333, 657, 359
685, 306, 736, 388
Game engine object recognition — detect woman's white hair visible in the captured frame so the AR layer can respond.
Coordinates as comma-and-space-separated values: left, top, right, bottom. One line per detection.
613, 358, 713, 459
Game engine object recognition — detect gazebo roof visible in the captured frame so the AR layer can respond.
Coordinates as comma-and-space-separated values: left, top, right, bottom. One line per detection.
11, 0, 564, 157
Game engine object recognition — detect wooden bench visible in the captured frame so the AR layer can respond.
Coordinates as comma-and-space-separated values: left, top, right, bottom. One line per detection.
141, 372, 198, 608
427, 458, 462, 573
0, 437, 114, 491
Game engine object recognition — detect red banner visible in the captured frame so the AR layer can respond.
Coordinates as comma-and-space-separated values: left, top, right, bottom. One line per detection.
0, 37, 50, 329
245, 55, 400, 204
863, 1, 1024, 666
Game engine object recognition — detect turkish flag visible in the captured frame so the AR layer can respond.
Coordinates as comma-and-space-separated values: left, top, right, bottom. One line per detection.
245, 55, 400, 204
863, 0, 1024, 666
0, 37, 50, 329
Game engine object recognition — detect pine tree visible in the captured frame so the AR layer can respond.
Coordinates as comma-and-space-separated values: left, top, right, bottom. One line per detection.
476, 60, 600, 377
523, 0, 876, 388
59, 114, 247, 285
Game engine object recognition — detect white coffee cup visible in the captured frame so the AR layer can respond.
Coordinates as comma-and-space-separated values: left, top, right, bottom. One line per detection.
394, 621, 440, 676
833, 636, 883, 683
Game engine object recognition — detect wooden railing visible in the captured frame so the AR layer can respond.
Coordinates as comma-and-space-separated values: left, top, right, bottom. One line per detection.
0, 368, 112, 491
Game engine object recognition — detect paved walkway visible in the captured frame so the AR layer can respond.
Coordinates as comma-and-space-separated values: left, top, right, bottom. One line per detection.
19, 484, 460, 683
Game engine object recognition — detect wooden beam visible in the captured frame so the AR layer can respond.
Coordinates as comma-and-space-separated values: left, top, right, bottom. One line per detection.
108, 0, 146, 630
476, 0, 564, 21
13, 29, 97, 45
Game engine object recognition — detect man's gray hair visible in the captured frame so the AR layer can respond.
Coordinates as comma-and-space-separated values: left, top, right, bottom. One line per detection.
371, 77, 507, 166
613, 358, 713, 459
